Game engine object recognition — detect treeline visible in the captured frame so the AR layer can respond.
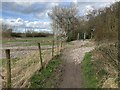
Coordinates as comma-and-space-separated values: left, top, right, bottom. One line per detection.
85, 2, 119, 87
2, 27, 53, 38
48, 5, 89, 41
48, 2, 119, 87
49, 1, 119, 42
90, 2, 119, 43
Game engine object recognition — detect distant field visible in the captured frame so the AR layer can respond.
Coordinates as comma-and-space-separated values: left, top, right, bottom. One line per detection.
2, 36, 53, 44
1, 36, 54, 47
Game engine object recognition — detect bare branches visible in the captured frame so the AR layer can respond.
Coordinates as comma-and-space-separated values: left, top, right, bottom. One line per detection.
48, 5, 79, 41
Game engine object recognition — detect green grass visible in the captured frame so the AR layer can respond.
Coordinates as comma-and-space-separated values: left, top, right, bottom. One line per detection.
2, 36, 53, 44
0, 59, 6, 67
30, 55, 62, 88
0, 58, 20, 67
81, 52, 99, 88
0, 59, 2, 67
1, 36, 53, 47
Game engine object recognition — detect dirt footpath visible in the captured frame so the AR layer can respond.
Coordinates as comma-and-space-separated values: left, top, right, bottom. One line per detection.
59, 40, 95, 88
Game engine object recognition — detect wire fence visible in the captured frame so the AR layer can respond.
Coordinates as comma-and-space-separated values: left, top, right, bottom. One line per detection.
1, 39, 65, 88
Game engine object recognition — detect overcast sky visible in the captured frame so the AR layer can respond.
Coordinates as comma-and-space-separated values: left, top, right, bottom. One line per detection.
0, 0, 119, 32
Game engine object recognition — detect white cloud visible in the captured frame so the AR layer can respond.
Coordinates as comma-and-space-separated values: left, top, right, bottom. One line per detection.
2, 0, 119, 2
84, 5, 94, 15
1, 18, 51, 31
50, 2, 59, 7
77, 0, 119, 2
14, 2, 36, 7
35, 9, 52, 20
4, 18, 25, 27
26, 21, 50, 29
34, 2, 59, 19
35, 12, 47, 19
73, 0, 77, 4
2, 0, 61, 3
99, 2, 113, 8
81, 1, 115, 16
0, 18, 4, 24
16, 18, 24, 22
85, 5, 94, 12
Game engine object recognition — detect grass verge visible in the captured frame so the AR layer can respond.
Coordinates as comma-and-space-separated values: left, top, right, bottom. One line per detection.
81, 52, 99, 88
30, 55, 62, 88
0, 58, 20, 67
0, 59, 2, 67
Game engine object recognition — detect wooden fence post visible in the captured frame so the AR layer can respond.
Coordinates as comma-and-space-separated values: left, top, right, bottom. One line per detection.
83, 32, 86, 41
57, 40, 60, 55
58, 41, 60, 55
5, 49, 11, 88
52, 39, 54, 58
77, 33, 80, 40
59, 41, 62, 53
38, 43, 43, 69
60, 41, 63, 50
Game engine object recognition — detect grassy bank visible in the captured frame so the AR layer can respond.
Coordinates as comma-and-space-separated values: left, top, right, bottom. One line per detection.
81, 52, 99, 88
30, 55, 62, 88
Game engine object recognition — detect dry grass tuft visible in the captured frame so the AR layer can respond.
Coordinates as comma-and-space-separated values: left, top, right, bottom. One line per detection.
2, 46, 60, 88
91, 42, 118, 88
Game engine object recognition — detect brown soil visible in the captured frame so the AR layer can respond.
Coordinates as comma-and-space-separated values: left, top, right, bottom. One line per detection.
58, 40, 95, 88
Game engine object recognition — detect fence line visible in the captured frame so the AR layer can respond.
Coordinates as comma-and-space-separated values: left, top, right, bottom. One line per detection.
2, 39, 65, 88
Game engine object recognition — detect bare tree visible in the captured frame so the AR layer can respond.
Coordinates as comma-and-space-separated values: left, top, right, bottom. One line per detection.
2, 24, 13, 38
48, 4, 80, 41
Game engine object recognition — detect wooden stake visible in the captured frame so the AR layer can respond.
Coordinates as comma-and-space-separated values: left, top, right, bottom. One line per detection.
77, 33, 80, 40
61, 41, 63, 50
57, 40, 59, 55
5, 49, 11, 88
38, 43, 43, 69
52, 39, 54, 58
